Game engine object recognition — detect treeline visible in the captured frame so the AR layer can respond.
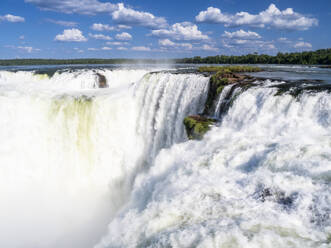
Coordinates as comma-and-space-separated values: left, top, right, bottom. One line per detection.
176, 49, 331, 65
0, 58, 174, 66
1, 49, 330, 66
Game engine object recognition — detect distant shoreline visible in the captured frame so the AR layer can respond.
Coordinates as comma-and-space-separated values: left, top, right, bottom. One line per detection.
1, 48, 330, 66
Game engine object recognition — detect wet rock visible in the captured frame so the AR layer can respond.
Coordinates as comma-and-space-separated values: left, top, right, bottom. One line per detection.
96, 73, 108, 88
183, 115, 217, 140
203, 70, 257, 115
257, 187, 297, 209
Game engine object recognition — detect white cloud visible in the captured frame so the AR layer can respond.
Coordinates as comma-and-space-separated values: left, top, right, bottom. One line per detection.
18, 46, 41, 53
74, 47, 84, 53
101, 46, 112, 50
151, 22, 209, 41
112, 3, 167, 29
158, 39, 193, 50
278, 37, 291, 43
106, 41, 129, 46
55, 28, 87, 42
91, 23, 114, 31
6, 45, 40, 53
222, 38, 276, 51
0, 14, 25, 23
117, 24, 131, 30
19, 35, 25, 40
159, 39, 175, 47
294, 41, 312, 49
158, 39, 218, 52
89, 33, 112, 40
201, 44, 219, 52
132, 46, 151, 51
25, 0, 117, 15
222, 30, 261, 39
88, 48, 98, 51
115, 32, 132, 41
196, 4, 318, 30
117, 47, 128, 51
46, 19, 77, 27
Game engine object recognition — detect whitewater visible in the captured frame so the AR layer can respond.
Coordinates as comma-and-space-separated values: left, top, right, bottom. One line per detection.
0, 65, 330, 248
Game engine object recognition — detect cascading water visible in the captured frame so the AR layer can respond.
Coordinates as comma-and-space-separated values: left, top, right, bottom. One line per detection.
1, 67, 330, 248
96, 80, 331, 248
0, 68, 209, 248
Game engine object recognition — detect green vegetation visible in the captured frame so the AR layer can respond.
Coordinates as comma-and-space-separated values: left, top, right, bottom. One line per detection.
178, 49, 331, 65
1, 49, 330, 66
202, 66, 259, 114
183, 115, 216, 140
0, 58, 174, 66
198, 65, 262, 73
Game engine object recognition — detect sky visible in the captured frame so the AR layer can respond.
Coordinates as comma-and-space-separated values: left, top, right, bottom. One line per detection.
0, 0, 330, 59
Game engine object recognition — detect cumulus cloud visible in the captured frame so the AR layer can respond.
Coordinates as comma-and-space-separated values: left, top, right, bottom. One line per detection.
158, 39, 193, 50
91, 23, 114, 31
132, 46, 151, 51
25, 0, 117, 15
222, 30, 261, 39
222, 38, 276, 51
200, 44, 219, 52
0, 14, 25, 22
294, 41, 312, 49
88, 47, 98, 51
89, 33, 112, 40
55, 28, 87, 42
115, 32, 132, 41
196, 4, 318, 30
46, 19, 77, 27
151, 22, 209, 41
112, 3, 167, 29
159, 39, 176, 47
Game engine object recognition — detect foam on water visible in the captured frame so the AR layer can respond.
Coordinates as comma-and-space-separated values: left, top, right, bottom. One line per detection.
96, 82, 331, 248
0, 68, 209, 248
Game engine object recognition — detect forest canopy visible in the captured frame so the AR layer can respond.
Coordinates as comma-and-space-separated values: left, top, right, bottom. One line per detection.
0, 49, 330, 66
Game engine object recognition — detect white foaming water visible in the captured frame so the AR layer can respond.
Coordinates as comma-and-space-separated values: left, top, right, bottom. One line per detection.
0, 69, 148, 94
96, 82, 331, 248
0, 69, 209, 248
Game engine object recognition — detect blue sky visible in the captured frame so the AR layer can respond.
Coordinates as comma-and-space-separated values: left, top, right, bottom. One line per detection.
0, 0, 330, 59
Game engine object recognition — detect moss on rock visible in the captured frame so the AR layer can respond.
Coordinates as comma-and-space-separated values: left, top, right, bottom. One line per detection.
183, 115, 217, 140
202, 66, 259, 115
198, 65, 262, 74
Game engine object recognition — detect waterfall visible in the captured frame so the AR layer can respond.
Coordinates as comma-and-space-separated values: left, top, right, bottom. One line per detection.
1, 69, 330, 248
0, 69, 209, 248
96, 80, 331, 248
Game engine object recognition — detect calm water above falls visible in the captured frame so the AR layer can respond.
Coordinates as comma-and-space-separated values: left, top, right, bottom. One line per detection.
0, 65, 330, 248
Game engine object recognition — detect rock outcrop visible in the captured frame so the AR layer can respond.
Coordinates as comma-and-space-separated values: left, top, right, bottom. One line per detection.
96, 73, 108, 88
183, 66, 262, 140
183, 115, 217, 140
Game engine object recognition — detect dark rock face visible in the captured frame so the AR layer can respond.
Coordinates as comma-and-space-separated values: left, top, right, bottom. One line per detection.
183, 115, 217, 140
96, 73, 108, 88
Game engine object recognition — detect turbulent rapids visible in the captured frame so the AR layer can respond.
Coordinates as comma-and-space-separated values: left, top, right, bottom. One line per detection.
0, 66, 330, 248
